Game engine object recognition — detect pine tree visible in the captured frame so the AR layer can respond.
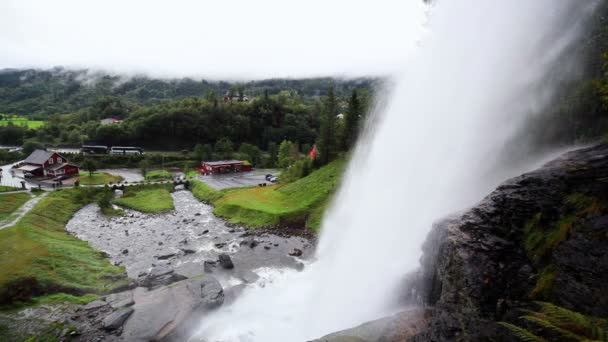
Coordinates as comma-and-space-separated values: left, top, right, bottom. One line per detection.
342, 90, 362, 150
317, 86, 338, 165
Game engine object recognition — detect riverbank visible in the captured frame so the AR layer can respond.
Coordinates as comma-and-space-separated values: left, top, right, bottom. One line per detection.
192, 159, 345, 231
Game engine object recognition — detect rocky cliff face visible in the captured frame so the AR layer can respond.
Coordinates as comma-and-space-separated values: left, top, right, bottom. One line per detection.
318, 144, 608, 341
409, 143, 608, 341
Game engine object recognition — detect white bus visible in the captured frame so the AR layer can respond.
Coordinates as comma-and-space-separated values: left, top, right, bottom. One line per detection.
110, 146, 144, 155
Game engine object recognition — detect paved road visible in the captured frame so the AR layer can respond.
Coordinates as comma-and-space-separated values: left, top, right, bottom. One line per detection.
195, 169, 280, 190
0, 191, 48, 230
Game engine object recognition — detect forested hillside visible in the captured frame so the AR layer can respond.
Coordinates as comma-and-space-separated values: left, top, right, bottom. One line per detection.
0, 69, 376, 117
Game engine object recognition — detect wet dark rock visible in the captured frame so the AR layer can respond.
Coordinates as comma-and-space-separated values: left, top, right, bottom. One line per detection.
181, 248, 196, 254
214, 242, 227, 248
240, 237, 258, 248
218, 254, 234, 269
200, 229, 209, 235
195, 213, 201, 216
288, 248, 303, 257
200, 277, 224, 309
264, 246, 271, 250
403, 144, 608, 341
102, 307, 134, 330
121, 249, 128, 255
158, 242, 163, 246
138, 265, 187, 289
155, 251, 177, 260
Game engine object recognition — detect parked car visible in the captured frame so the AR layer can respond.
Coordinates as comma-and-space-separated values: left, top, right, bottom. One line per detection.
269, 176, 279, 183
53, 175, 70, 181
23, 172, 34, 178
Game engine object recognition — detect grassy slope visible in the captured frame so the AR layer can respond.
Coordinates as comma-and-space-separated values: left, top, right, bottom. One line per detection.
0, 186, 20, 193
113, 187, 175, 213
0, 189, 127, 304
0, 193, 32, 221
192, 159, 345, 230
145, 170, 172, 181
78, 172, 124, 185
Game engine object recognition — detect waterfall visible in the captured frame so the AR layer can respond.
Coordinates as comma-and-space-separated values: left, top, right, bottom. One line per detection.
191, 1, 598, 340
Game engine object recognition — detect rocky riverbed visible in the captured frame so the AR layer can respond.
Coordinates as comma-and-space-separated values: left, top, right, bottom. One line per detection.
1, 189, 314, 341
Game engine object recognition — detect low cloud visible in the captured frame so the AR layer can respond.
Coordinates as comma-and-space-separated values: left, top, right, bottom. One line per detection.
0, 0, 426, 79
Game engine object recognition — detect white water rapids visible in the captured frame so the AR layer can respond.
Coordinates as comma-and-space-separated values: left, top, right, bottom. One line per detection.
192, 1, 598, 341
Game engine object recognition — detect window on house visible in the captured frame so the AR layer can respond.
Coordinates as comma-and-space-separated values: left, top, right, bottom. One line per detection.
48, 158, 54, 164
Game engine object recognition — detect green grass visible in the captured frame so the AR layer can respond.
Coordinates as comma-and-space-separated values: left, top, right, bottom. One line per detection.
0, 192, 32, 222
185, 170, 199, 178
0, 189, 128, 305
113, 187, 174, 213
145, 170, 173, 181
0, 117, 45, 129
192, 159, 345, 230
77, 171, 123, 185
0, 185, 20, 193
524, 193, 607, 263
530, 266, 558, 300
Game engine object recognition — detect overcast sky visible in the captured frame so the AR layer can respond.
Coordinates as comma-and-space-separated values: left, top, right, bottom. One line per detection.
0, 0, 427, 79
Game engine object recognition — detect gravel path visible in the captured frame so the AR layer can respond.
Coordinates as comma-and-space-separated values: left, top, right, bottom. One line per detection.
0, 192, 48, 230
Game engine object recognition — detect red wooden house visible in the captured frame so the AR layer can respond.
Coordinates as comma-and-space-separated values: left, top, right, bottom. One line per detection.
17, 149, 80, 178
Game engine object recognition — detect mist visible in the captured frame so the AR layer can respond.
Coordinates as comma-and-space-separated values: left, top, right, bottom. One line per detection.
1, 0, 426, 79
190, 0, 597, 341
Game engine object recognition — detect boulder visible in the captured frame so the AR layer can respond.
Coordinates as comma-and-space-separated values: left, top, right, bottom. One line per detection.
155, 250, 177, 260
312, 309, 429, 342
218, 254, 234, 269
137, 265, 187, 289
240, 237, 258, 248
122, 277, 223, 341
102, 307, 134, 331
82, 300, 108, 311
288, 248, 303, 257
200, 277, 225, 309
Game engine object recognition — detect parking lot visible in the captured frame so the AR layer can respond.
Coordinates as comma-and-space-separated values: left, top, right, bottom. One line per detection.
195, 168, 280, 190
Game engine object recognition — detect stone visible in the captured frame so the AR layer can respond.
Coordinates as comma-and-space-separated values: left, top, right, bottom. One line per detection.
155, 251, 177, 260
218, 254, 234, 269
200, 277, 224, 309
102, 307, 134, 330
240, 237, 258, 248
214, 242, 227, 248
181, 248, 196, 254
122, 278, 222, 341
137, 265, 187, 289
203, 260, 217, 273
82, 300, 108, 311
122, 249, 129, 255
288, 248, 303, 257
110, 297, 135, 309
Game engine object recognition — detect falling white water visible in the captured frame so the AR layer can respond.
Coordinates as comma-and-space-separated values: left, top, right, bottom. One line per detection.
192, 1, 597, 341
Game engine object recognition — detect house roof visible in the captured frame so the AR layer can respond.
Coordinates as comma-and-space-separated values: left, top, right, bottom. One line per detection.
24, 149, 54, 165
17, 164, 42, 172
203, 160, 244, 167
46, 163, 78, 171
